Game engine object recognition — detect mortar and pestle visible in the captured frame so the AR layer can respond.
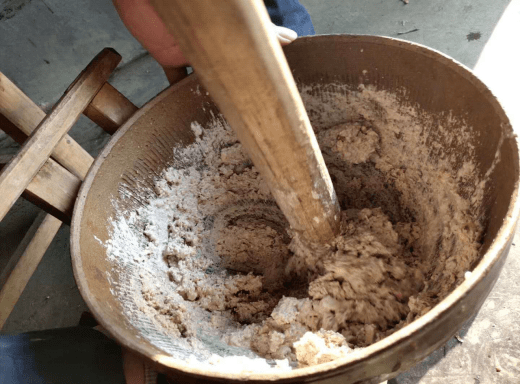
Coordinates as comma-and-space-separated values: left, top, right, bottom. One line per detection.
71, 1, 520, 383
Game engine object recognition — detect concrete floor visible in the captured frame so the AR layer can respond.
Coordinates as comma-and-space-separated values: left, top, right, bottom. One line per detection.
1, 0, 519, 382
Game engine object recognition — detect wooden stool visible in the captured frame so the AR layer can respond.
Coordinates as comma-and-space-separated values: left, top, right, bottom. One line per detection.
0, 48, 176, 328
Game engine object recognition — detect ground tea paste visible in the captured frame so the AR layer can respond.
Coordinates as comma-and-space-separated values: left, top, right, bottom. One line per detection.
106, 85, 484, 372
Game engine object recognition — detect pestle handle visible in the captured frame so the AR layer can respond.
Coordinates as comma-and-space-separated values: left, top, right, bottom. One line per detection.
150, 0, 341, 243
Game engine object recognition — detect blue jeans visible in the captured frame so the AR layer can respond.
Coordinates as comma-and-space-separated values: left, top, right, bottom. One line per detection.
0, 327, 125, 384
265, 0, 315, 36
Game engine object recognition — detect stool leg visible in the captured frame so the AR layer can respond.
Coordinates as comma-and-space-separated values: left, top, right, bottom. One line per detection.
0, 48, 132, 329
0, 213, 62, 329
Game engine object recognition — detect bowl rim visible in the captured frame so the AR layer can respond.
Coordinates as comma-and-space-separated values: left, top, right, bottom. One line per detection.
71, 34, 520, 381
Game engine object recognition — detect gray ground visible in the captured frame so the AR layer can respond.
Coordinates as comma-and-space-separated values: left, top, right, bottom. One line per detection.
0, 0, 519, 382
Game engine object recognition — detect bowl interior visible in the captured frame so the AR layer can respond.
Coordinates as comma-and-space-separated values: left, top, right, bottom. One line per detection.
72, 35, 518, 382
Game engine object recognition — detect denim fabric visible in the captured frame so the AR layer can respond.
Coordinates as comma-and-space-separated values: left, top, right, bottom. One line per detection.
265, 0, 315, 36
0, 327, 125, 384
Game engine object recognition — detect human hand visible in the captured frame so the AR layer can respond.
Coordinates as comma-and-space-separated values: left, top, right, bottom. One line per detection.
113, 0, 298, 70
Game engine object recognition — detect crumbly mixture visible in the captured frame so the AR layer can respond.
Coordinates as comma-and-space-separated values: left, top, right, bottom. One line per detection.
106, 84, 486, 373
294, 330, 352, 367
318, 123, 380, 164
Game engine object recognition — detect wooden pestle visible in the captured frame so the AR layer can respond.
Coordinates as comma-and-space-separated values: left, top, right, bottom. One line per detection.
151, 0, 341, 243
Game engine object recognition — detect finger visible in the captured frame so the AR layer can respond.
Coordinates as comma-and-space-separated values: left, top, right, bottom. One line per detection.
113, 0, 188, 67
273, 24, 298, 46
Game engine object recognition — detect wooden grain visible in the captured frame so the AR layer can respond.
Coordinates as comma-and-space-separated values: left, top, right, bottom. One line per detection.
0, 155, 80, 223
0, 212, 46, 289
84, 82, 138, 135
0, 71, 137, 175
0, 72, 93, 179
0, 48, 120, 222
150, 0, 341, 242
0, 119, 81, 222
0, 154, 79, 221
0, 49, 136, 329
0, 213, 62, 329
24, 157, 81, 222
